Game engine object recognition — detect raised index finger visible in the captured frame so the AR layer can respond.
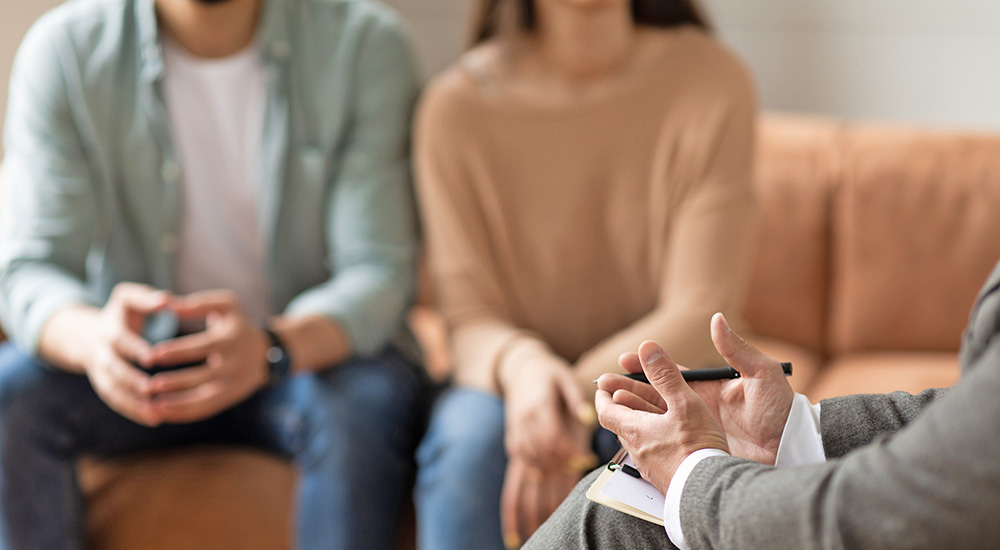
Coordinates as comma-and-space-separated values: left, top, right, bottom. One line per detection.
637, 340, 690, 407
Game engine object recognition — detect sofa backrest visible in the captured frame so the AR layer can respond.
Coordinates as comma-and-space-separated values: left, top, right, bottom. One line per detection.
748, 113, 1000, 357
744, 114, 841, 355
829, 124, 1000, 354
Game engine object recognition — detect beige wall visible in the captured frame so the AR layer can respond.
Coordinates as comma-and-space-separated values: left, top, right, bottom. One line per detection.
0, 0, 64, 160
702, 0, 1000, 130
381, 0, 470, 78
393, 0, 1000, 130
0, 0, 465, 160
4, 0, 1000, 158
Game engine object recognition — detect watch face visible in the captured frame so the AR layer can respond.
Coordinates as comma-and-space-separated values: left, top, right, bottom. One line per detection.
263, 329, 291, 385
266, 346, 285, 364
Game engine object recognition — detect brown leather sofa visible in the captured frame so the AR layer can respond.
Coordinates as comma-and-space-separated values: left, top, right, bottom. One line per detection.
746, 113, 1000, 400
5, 112, 1000, 548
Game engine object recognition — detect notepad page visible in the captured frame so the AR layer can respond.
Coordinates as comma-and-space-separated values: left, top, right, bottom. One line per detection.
599, 456, 665, 520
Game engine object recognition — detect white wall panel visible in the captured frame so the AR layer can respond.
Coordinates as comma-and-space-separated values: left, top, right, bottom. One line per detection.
402, 15, 469, 78
700, 0, 1000, 129
721, 29, 1000, 129
701, 0, 1000, 35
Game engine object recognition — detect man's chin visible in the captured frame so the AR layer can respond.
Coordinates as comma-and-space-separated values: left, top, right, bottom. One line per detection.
193, 0, 235, 4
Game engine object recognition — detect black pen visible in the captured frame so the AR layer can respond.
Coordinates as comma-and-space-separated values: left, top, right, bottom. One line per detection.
619, 463, 643, 479
621, 362, 793, 384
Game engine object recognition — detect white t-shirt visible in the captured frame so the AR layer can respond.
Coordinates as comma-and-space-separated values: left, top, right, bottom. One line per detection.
162, 36, 272, 325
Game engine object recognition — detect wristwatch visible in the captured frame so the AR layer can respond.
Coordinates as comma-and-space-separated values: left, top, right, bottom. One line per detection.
263, 327, 292, 386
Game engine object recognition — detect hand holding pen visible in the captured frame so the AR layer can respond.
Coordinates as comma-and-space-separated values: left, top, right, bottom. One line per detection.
595, 313, 797, 467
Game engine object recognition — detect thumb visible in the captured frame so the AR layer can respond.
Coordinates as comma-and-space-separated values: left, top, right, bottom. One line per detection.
638, 340, 690, 407
710, 313, 780, 379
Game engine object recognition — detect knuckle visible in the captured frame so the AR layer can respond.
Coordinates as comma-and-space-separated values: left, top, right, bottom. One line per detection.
646, 367, 675, 388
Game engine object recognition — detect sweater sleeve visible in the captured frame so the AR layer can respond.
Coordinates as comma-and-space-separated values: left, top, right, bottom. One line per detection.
414, 76, 562, 392
573, 53, 759, 384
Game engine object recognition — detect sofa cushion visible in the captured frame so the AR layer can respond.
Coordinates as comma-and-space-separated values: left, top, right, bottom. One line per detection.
745, 113, 841, 354
79, 447, 295, 550
807, 352, 961, 402
829, 125, 1000, 354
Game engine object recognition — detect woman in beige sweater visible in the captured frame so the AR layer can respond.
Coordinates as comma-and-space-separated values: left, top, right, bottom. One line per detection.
413, 0, 758, 548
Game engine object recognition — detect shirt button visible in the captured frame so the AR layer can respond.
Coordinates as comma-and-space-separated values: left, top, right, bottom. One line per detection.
161, 160, 181, 183
160, 233, 180, 255
143, 44, 160, 61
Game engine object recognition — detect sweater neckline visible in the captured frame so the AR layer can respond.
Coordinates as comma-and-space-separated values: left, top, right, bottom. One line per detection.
456, 26, 700, 116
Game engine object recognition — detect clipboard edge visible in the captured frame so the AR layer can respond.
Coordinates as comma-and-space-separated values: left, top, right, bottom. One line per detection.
585, 464, 665, 527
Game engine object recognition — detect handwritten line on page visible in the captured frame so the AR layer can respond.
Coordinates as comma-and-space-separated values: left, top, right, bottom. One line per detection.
600, 455, 665, 520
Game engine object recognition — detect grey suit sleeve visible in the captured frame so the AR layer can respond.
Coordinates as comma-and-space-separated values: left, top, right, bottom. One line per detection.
679, 338, 1000, 550
818, 387, 947, 458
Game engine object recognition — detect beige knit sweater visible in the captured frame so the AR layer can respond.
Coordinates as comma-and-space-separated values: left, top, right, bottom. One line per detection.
415, 27, 759, 393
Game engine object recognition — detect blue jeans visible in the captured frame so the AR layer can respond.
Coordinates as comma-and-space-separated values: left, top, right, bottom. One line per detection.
415, 387, 619, 550
0, 343, 431, 550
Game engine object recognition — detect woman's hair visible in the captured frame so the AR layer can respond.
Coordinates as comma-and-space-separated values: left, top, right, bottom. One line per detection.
472, 0, 711, 45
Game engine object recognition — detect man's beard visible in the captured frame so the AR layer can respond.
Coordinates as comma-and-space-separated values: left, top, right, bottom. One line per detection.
193, 0, 235, 4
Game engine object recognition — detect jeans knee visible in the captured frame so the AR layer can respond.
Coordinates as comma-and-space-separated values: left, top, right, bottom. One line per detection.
0, 345, 53, 423
319, 351, 428, 416
418, 388, 506, 471
300, 352, 430, 469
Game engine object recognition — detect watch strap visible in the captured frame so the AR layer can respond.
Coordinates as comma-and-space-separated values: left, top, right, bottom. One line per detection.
263, 327, 292, 386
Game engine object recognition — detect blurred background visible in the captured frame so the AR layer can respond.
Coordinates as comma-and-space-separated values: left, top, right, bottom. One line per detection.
4, 0, 1000, 163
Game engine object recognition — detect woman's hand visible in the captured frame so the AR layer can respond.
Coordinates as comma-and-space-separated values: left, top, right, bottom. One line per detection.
499, 353, 598, 546
500, 353, 597, 470
500, 456, 580, 549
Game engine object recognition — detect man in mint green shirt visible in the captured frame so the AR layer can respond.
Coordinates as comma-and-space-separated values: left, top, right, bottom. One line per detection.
0, 0, 429, 548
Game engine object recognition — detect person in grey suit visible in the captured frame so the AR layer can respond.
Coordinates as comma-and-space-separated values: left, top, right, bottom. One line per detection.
524, 260, 1000, 549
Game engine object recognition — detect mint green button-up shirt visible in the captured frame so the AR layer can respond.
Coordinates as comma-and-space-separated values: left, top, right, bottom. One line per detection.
0, 0, 421, 358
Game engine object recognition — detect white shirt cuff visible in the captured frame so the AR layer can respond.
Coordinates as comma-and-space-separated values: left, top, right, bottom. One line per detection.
663, 448, 730, 550
662, 394, 826, 549
774, 393, 826, 467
